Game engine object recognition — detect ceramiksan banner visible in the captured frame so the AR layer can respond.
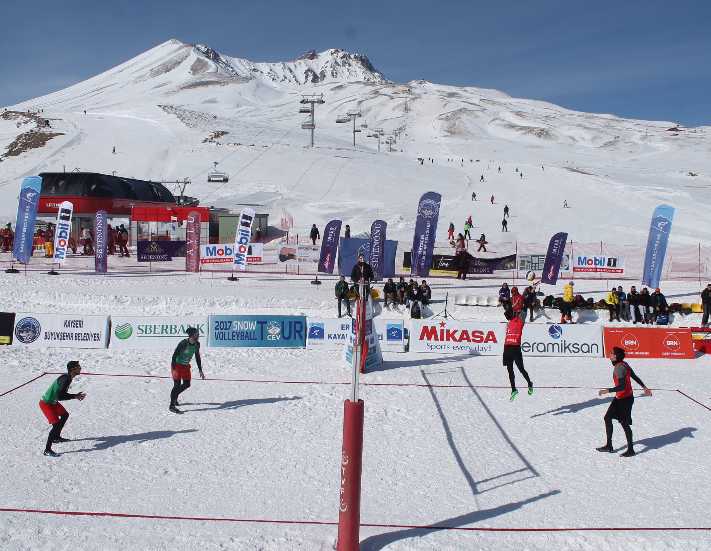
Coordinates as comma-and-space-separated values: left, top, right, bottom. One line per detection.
410, 192, 441, 277
12, 313, 109, 349
521, 323, 602, 357
110, 316, 208, 349
94, 210, 108, 273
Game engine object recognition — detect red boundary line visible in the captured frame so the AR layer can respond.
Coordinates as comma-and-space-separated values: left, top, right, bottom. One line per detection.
0, 372, 46, 398
676, 390, 711, 412
0, 507, 708, 533
44, 372, 682, 393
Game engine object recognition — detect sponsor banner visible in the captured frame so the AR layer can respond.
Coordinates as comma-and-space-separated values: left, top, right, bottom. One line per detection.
52, 201, 74, 264
306, 318, 405, 352
369, 220, 387, 281
12, 313, 109, 349
137, 240, 186, 262
411, 192, 442, 277
410, 319, 503, 354
603, 327, 694, 359
521, 323, 602, 357
94, 210, 108, 273
208, 315, 306, 348
642, 204, 675, 289
541, 232, 568, 285
185, 211, 201, 273
199, 243, 263, 265
519, 254, 570, 273
110, 316, 208, 349
403, 252, 516, 275
318, 219, 341, 274
572, 255, 625, 274
338, 238, 398, 278
13, 176, 42, 264
0, 312, 16, 345
233, 208, 256, 270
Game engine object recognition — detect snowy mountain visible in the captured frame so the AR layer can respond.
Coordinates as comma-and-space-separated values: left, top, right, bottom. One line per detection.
1, 38, 710, 246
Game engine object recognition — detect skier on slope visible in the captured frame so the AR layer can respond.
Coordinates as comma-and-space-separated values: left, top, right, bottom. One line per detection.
503, 309, 533, 401
503, 205, 509, 218
448, 222, 455, 241
490, 195, 495, 204
169, 327, 204, 414
597, 347, 652, 457
310, 224, 320, 245
39, 361, 86, 457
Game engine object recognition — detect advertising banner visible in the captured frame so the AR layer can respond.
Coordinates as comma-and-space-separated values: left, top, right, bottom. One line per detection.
185, 211, 201, 273
519, 254, 570, 273
51, 201, 74, 264
0, 312, 16, 345
410, 319, 503, 354
94, 210, 108, 273
110, 316, 208, 349
642, 204, 675, 289
410, 192, 442, 277
233, 207, 256, 271
12, 313, 109, 349
338, 238, 398, 278
369, 220, 387, 281
572, 255, 625, 274
603, 327, 694, 359
403, 252, 516, 275
199, 243, 263, 265
305, 318, 405, 352
318, 219, 342, 274
137, 240, 186, 262
541, 232, 569, 285
521, 323, 602, 357
13, 176, 42, 264
208, 315, 306, 348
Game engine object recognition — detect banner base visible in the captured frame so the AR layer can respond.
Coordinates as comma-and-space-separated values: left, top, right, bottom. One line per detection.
5, 267, 20, 274
227, 275, 239, 282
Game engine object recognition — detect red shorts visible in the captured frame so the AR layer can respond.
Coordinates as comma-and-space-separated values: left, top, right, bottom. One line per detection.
39, 400, 67, 425
171, 363, 191, 381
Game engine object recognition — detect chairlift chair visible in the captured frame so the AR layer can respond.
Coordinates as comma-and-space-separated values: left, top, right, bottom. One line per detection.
299, 106, 311, 114
336, 115, 351, 123
207, 161, 229, 183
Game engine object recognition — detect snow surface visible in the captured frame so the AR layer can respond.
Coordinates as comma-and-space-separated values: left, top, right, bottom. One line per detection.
1, 269, 710, 550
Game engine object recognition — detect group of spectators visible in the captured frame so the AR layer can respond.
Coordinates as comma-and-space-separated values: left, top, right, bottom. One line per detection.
383, 277, 432, 309
498, 283, 539, 322
604, 286, 669, 324
0, 223, 14, 252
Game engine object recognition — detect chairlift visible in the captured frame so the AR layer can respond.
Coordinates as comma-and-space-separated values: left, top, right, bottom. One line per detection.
207, 161, 229, 183
360, 121, 368, 129
336, 115, 351, 124
299, 106, 311, 114
301, 122, 315, 130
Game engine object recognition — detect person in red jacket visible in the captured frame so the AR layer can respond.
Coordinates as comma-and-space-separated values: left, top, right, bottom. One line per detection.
597, 347, 652, 457
503, 309, 533, 401
510, 286, 524, 321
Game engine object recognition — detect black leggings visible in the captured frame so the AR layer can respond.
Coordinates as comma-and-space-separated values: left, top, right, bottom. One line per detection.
604, 412, 633, 450
45, 412, 69, 451
504, 348, 532, 391
170, 379, 191, 406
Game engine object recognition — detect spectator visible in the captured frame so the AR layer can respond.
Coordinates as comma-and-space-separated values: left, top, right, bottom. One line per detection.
309, 224, 320, 245
417, 280, 432, 305
396, 276, 408, 304
455, 233, 468, 280
523, 286, 537, 322
383, 278, 398, 309
561, 281, 575, 323
651, 288, 668, 323
107, 224, 116, 255
0, 223, 13, 252
605, 288, 620, 322
616, 286, 628, 321
335, 276, 351, 318
81, 227, 94, 255
448, 222, 455, 242
406, 279, 418, 307
344, 225, 351, 239
117, 224, 130, 257
702, 283, 711, 327
628, 286, 642, 324
351, 254, 374, 293
640, 287, 652, 324
498, 282, 511, 309
511, 286, 524, 320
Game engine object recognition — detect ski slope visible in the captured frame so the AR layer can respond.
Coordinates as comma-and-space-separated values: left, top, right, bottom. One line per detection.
1, 39, 710, 246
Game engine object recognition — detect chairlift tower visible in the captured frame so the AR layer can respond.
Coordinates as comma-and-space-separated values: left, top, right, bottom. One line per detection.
336, 110, 362, 148
299, 93, 325, 147
366, 131, 381, 153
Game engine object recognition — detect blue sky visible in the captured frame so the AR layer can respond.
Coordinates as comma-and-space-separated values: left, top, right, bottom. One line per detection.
1, 0, 710, 125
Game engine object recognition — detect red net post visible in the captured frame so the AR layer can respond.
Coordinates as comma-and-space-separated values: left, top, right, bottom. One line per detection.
337, 398, 364, 551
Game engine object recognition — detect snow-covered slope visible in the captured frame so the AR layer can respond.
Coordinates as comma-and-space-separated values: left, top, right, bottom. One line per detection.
1, 39, 710, 245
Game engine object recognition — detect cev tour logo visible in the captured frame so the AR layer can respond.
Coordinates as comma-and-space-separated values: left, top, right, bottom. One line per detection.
266, 321, 282, 341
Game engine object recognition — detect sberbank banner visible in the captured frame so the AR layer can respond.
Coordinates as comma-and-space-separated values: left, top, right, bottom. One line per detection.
109, 316, 208, 349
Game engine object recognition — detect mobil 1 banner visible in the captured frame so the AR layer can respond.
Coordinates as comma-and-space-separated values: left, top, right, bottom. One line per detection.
306, 317, 405, 351
521, 323, 602, 357
208, 315, 306, 348
12, 313, 109, 349
110, 316, 208, 349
